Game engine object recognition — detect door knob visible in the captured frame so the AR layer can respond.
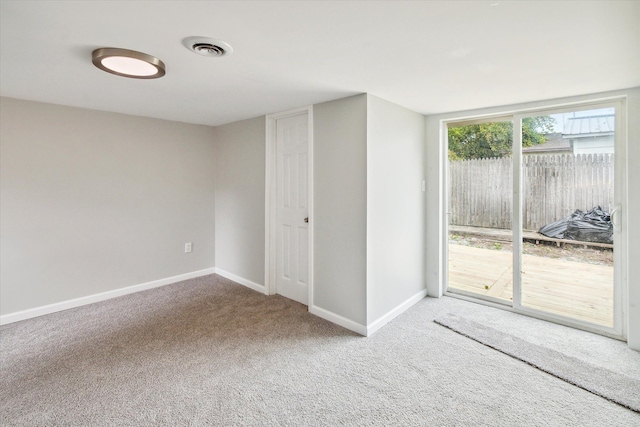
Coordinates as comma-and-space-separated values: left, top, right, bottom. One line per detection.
304, 217, 309, 223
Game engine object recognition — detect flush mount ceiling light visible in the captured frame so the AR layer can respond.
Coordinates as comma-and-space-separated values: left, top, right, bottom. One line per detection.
182, 37, 233, 57
92, 48, 166, 79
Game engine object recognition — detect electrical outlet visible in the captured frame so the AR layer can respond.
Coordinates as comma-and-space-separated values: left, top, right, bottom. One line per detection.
185, 242, 192, 253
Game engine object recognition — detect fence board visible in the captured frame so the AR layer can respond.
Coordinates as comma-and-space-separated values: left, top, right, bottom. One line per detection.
449, 154, 613, 231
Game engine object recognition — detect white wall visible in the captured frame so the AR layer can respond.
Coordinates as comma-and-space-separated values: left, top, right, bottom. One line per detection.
213, 116, 266, 288
313, 95, 368, 327
212, 94, 427, 335
0, 97, 216, 316
425, 87, 640, 350
366, 95, 426, 325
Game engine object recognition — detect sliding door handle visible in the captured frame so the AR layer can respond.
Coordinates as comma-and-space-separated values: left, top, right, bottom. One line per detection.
611, 208, 620, 230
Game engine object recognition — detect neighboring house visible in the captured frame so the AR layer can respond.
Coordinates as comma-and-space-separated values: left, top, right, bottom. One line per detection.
563, 115, 615, 154
523, 115, 615, 155
522, 133, 572, 155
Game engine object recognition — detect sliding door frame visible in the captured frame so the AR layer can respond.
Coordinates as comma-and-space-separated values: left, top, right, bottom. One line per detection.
443, 97, 627, 340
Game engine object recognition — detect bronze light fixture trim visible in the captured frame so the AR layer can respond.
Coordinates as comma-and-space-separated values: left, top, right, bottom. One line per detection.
92, 48, 166, 79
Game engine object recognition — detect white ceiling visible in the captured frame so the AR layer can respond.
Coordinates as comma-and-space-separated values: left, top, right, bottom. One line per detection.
1, 1, 639, 127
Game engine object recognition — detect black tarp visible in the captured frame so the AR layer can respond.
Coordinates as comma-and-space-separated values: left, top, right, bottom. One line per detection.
538, 206, 612, 244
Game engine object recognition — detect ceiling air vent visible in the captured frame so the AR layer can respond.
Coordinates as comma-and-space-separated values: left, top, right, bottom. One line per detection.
183, 37, 233, 57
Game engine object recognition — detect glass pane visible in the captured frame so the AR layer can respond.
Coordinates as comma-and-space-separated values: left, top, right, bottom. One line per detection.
448, 121, 513, 303
521, 109, 614, 327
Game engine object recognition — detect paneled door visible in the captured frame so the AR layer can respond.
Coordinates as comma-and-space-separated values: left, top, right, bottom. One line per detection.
275, 112, 309, 304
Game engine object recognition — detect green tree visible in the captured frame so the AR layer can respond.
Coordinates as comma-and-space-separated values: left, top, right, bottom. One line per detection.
448, 116, 554, 160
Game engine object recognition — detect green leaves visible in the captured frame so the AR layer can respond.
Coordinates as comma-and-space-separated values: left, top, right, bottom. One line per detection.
448, 116, 554, 160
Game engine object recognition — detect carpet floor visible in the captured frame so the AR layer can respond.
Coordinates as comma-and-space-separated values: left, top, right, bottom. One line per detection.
434, 314, 640, 412
1, 274, 639, 426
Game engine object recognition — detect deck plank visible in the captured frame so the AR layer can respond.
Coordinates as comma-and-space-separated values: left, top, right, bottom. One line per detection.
448, 243, 613, 327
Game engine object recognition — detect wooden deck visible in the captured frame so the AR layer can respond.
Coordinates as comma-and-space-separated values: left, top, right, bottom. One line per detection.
448, 244, 614, 327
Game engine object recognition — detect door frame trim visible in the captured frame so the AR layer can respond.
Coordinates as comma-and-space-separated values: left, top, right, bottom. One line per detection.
265, 105, 314, 306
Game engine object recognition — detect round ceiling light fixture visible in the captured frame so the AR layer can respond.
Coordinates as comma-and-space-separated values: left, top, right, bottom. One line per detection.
182, 37, 233, 57
92, 48, 166, 79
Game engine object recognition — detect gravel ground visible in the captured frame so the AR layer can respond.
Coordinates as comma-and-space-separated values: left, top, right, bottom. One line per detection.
449, 233, 613, 266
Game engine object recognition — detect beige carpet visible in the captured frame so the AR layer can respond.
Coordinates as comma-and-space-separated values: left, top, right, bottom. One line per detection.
1, 274, 639, 426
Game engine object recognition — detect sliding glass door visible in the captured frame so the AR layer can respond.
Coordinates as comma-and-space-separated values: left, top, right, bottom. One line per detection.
446, 101, 625, 338
447, 119, 514, 304
515, 105, 622, 334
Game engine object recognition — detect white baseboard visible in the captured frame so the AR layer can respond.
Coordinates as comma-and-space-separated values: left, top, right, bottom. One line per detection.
2, 267, 426, 337
309, 304, 368, 336
0, 267, 216, 325
366, 288, 428, 336
214, 268, 266, 294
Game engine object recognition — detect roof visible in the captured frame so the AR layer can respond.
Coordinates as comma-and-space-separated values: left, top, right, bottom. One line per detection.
563, 115, 615, 138
522, 133, 571, 153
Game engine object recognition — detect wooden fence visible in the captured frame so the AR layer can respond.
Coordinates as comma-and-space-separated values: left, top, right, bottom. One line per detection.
448, 154, 614, 231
